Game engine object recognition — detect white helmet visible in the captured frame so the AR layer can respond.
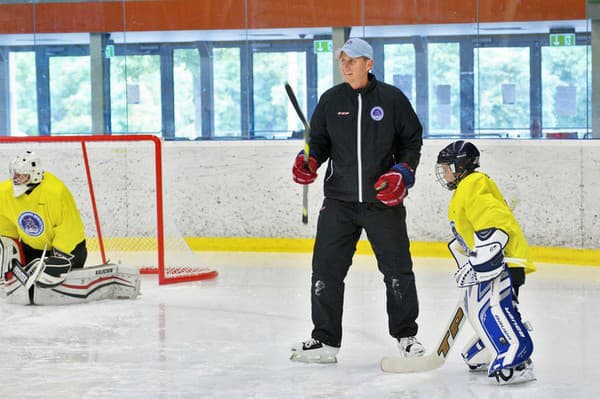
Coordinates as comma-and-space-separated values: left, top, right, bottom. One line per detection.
9, 150, 44, 197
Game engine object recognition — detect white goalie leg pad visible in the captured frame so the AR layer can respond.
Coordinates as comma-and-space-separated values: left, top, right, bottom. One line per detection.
32, 263, 141, 305
464, 270, 533, 379
469, 228, 509, 282
0, 237, 31, 304
3, 273, 30, 304
112, 263, 141, 299
461, 335, 492, 371
0, 236, 24, 285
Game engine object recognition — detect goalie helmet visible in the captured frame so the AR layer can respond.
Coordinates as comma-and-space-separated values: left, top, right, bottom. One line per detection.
9, 150, 44, 197
435, 141, 480, 190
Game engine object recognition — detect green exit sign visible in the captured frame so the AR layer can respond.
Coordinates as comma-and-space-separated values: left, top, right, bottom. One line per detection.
549, 33, 575, 46
105, 44, 115, 58
313, 40, 332, 53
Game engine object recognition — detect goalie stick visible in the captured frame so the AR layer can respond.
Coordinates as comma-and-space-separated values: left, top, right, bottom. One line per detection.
380, 257, 526, 373
27, 246, 48, 289
285, 82, 311, 224
10, 246, 48, 290
381, 295, 466, 373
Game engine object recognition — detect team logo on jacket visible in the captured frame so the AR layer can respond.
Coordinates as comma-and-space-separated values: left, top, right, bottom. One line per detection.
370, 106, 384, 121
18, 211, 45, 237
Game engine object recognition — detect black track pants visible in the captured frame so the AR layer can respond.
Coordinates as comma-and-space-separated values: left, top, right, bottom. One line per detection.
310, 198, 419, 347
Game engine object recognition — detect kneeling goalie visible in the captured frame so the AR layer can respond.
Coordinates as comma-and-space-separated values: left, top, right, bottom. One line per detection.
0, 150, 140, 305
435, 141, 535, 385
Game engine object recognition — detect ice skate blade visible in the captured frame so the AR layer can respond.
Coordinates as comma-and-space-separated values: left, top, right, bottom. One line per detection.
496, 373, 536, 385
290, 352, 337, 364
494, 364, 536, 385
467, 363, 489, 372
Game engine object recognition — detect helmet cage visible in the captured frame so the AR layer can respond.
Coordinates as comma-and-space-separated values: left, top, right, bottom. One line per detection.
435, 141, 480, 190
9, 151, 44, 197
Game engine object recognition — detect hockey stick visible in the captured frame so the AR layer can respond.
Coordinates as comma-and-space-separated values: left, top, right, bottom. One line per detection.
11, 246, 48, 290
381, 255, 527, 373
381, 295, 466, 373
284, 82, 311, 224
26, 246, 47, 289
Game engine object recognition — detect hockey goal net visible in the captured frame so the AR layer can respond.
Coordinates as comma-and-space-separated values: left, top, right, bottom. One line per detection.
0, 135, 217, 285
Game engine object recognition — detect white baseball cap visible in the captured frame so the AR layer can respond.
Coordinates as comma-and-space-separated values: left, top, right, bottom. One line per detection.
334, 38, 373, 60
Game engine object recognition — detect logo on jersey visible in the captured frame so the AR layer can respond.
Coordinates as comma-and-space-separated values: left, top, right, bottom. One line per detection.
18, 211, 45, 237
370, 106, 384, 121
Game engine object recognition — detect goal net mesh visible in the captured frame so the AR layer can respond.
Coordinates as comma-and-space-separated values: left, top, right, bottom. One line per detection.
0, 135, 217, 284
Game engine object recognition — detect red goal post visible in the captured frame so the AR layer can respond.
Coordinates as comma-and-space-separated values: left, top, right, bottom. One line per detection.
0, 135, 217, 284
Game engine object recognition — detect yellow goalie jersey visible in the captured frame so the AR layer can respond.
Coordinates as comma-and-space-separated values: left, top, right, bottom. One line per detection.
0, 171, 85, 254
449, 171, 536, 274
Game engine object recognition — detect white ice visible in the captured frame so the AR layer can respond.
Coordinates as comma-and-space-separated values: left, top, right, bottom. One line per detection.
1, 252, 599, 398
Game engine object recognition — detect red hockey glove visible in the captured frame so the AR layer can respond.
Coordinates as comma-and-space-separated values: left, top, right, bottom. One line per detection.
374, 163, 415, 206
292, 151, 318, 185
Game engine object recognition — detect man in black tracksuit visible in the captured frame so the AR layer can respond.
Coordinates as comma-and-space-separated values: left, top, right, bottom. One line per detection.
290, 38, 424, 363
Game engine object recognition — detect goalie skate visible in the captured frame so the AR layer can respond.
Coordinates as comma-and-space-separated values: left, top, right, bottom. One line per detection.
495, 359, 536, 385
290, 338, 339, 364
461, 336, 492, 372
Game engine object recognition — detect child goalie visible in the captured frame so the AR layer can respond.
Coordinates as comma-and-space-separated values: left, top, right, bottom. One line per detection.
435, 141, 536, 385
0, 150, 139, 305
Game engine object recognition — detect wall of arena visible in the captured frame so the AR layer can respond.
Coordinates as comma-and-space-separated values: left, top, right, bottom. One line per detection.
0, 139, 597, 263
159, 139, 599, 250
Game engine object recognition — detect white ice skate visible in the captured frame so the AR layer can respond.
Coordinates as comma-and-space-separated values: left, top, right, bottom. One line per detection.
290, 338, 339, 364
397, 336, 425, 358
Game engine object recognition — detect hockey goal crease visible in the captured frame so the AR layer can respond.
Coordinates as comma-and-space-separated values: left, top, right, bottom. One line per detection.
0, 135, 217, 285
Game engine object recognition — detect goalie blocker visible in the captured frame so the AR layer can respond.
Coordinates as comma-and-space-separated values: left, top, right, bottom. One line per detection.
0, 237, 140, 305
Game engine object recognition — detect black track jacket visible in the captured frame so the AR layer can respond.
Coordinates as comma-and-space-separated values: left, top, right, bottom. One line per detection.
309, 73, 423, 203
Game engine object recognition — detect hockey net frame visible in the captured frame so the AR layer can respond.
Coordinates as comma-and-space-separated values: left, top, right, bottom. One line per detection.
0, 135, 217, 285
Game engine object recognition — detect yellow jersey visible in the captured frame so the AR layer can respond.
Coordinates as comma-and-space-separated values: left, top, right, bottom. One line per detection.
0, 171, 85, 254
448, 171, 536, 274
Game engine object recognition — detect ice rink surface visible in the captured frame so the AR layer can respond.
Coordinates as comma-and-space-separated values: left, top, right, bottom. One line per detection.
1, 252, 599, 399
